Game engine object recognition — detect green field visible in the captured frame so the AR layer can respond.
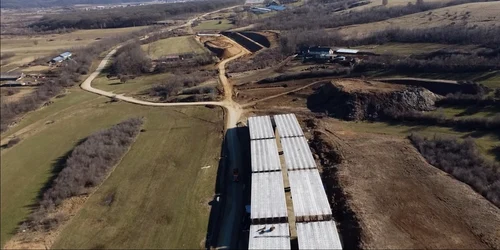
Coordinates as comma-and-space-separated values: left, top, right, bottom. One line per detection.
141, 36, 207, 59
342, 120, 499, 161
193, 19, 234, 31
0, 27, 145, 72
352, 43, 477, 56
92, 73, 172, 95
1, 86, 223, 248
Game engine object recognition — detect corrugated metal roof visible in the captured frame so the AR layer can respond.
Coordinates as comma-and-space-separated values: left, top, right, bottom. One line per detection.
274, 114, 304, 138
335, 48, 359, 54
288, 169, 331, 221
251, 139, 281, 172
249, 223, 291, 249
251, 172, 288, 221
281, 136, 316, 171
249, 116, 275, 140
296, 221, 343, 249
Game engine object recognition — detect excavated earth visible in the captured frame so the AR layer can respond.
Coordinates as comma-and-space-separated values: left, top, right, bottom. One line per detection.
307, 79, 439, 120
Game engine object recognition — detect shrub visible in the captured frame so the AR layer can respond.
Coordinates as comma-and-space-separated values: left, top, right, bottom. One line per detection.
21, 118, 143, 232
409, 134, 500, 207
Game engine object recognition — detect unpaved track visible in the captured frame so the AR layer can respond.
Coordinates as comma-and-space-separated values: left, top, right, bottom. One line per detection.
79, 7, 249, 249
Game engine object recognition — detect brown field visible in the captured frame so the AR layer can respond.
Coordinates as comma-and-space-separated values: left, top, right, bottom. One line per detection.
336, 1, 500, 38
0, 26, 145, 72
309, 119, 500, 248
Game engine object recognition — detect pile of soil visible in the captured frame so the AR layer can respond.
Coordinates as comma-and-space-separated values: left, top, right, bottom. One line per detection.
307, 79, 439, 120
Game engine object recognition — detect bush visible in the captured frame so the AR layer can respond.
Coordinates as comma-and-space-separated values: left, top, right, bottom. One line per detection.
21, 118, 143, 232
5, 137, 21, 148
409, 134, 500, 207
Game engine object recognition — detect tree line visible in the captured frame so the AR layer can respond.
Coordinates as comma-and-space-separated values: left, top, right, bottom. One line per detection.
19, 118, 143, 232
409, 134, 500, 208
29, 0, 243, 31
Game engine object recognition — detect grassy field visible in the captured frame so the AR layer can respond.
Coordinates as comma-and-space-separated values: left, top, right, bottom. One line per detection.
92, 72, 172, 96
1, 86, 223, 248
342, 120, 499, 161
141, 35, 207, 59
352, 43, 477, 56
0, 26, 145, 72
193, 19, 234, 31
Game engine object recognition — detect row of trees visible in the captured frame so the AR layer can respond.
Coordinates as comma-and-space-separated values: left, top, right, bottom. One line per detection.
148, 70, 217, 101
30, 0, 243, 31
20, 118, 143, 232
111, 42, 151, 76
409, 134, 500, 207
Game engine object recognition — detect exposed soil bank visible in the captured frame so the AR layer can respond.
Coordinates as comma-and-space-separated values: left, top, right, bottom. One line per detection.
308, 79, 438, 120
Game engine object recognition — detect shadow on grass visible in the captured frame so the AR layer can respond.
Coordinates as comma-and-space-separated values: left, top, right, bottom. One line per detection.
204, 125, 251, 249
12, 138, 87, 237
488, 146, 500, 162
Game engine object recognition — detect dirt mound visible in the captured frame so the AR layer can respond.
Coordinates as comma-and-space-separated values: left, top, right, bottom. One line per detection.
308, 119, 500, 249
307, 79, 439, 120
203, 38, 240, 59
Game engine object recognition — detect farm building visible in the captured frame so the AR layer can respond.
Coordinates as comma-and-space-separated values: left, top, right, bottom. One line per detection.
0, 73, 24, 81
49, 51, 72, 64
250, 7, 273, 13
303, 46, 334, 60
266, 4, 286, 11
60, 52, 72, 59
335, 48, 359, 54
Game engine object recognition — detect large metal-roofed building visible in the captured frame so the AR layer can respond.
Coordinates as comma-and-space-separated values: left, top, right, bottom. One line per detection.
274, 114, 304, 138
251, 171, 288, 223
280, 136, 317, 171
288, 169, 332, 222
251, 139, 281, 172
248, 223, 291, 249
296, 221, 343, 249
248, 115, 275, 140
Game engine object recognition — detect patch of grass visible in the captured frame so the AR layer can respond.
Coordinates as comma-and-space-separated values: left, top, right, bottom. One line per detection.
193, 19, 234, 31
429, 106, 500, 118
342, 120, 499, 161
93, 73, 172, 95
352, 42, 477, 56
0, 86, 223, 248
478, 71, 500, 89
141, 36, 207, 59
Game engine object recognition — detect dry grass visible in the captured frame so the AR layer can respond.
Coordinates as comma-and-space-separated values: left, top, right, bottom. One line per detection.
337, 1, 500, 38
141, 35, 207, 59
0, 26, 145, 72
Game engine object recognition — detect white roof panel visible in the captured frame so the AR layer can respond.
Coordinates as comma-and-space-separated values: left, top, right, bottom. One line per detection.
288, 169, 331, 220
274, 114, 304, 138
281, 137, 317, 171
249, 223, 291, 249
251, 139, 281, 172
249, 116, 275, 140
296, 221, 343, 250
251, 172, 288, 221
335, 48, 359, 54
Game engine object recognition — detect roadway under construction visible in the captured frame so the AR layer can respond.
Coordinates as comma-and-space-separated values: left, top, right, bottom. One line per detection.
247, 114, 343, 249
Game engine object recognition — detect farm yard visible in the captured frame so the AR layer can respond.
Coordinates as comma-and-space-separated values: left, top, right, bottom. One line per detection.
0, 27, 146, 72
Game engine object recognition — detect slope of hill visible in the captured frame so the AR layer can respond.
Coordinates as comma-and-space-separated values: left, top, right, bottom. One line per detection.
1, 0, 154, 9
336, 1, 500, 38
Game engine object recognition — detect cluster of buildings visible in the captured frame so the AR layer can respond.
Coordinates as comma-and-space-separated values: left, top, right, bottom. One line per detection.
299, 46, 364, 64
49, 52, 72, 64
247, 114, 343, 249
249, 0, 288, 14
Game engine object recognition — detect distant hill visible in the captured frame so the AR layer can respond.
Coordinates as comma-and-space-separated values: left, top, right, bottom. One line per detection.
0, 0, 154, 9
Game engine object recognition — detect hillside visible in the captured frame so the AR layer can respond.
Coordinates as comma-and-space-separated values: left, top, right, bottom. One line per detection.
1, 0, 152, 9
336, 1, 500, 38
